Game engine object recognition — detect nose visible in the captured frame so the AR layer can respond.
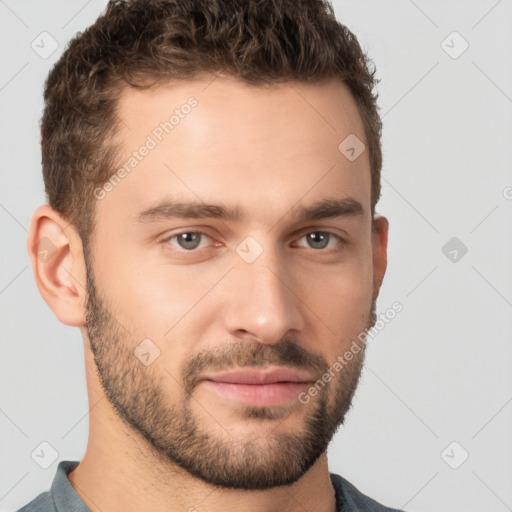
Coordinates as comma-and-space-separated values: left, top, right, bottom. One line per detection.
220, 249, 305, 345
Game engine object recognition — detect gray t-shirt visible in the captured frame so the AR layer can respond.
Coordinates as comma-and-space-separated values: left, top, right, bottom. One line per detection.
17, 460, 404, 512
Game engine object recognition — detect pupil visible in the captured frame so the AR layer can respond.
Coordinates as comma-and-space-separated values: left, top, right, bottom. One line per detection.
179, 232, 200, 249
309, 232, 328, 249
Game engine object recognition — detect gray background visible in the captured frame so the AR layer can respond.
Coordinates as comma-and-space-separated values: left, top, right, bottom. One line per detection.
1, 1, 511, 511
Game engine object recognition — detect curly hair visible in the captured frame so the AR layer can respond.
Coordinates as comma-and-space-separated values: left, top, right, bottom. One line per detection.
41, 0, 382, 244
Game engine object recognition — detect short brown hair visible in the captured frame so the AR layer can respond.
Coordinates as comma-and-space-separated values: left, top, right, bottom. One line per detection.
42, 0, 382, 245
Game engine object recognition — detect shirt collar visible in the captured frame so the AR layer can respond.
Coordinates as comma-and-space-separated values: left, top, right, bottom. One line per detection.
50, 460, 91, 512
50, 460, 348, 511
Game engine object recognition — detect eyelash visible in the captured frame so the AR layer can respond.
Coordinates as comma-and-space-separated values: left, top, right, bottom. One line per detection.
161, 230, 346, 254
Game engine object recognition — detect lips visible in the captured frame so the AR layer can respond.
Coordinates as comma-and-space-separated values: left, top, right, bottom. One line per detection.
203, 367, 314, 385
199, 367, 314, 408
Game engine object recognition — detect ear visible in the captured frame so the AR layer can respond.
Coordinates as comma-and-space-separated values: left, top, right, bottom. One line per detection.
371, 214, 389, 301
27, 205, 87, 326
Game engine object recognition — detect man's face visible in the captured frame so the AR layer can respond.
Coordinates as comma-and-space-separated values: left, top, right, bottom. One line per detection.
84, 76, 379, 489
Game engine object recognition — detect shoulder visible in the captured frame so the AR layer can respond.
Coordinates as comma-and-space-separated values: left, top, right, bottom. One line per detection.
16, 491, 56, 512
330, 472, 405, 512
15, 460, 82, 512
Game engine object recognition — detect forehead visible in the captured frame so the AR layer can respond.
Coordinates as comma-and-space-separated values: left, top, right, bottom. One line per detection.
100, 76, 371, 225
116, 76, 366, 151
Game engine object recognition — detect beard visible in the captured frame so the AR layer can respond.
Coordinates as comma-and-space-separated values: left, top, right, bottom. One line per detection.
84, 251, 375, 490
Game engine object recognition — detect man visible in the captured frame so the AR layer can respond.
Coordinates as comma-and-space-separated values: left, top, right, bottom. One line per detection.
21, 0, 399, 510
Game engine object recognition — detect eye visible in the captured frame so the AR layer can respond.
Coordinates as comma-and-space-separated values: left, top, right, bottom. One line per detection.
295, 231, 343, 250
160, 230, 344, 254
165, 231, 211, 251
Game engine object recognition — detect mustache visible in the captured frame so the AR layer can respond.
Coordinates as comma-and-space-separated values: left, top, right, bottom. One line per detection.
181, 338, 329, 394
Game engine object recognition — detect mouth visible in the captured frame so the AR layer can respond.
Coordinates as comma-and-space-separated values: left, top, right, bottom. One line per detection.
200, 367, 314, 407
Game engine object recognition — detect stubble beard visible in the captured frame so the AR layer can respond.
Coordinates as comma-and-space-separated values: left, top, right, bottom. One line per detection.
84, 252, 374, 490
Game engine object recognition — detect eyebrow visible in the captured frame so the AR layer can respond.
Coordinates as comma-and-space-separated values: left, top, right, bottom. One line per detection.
136, 197, 364, 224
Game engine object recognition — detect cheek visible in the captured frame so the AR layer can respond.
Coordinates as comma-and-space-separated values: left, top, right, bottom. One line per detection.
297, 246, 374, 342
309, 278, 371, 331
99, 254, 226, 356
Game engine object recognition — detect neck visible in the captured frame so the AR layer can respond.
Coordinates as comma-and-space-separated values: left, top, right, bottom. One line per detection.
69, 406, 336, 511
69, 441, 337, 512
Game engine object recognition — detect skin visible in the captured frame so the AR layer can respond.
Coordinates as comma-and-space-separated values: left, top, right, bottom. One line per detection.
28, 75, 388, 512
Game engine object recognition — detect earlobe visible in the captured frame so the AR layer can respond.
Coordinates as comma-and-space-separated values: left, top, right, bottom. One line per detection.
371, 214, 389, 301
27, 205, 87, 327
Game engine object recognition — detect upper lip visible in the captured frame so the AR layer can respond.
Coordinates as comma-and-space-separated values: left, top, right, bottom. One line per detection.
202, 367, 314, 385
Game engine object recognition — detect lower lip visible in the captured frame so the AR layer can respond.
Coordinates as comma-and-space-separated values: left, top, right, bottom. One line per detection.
201, 380, 310, 407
